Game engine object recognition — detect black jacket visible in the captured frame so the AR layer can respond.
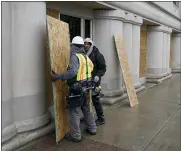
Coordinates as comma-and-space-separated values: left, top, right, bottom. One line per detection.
89, 46, 106, 83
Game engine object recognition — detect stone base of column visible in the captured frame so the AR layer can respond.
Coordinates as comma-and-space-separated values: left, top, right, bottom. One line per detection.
168, 69, 172, 74
146, 73, 172, 84
2, 124, 17, 143
140, 77, 146, 85
2, 121, 54, 151
133, 83, 142, 89
102, 88, 125, 98
15, 112, 51, 133
172, 68, 181, 73
101, 86, 145, 105
123, 84, 145, 93
163, 71, 171, 77
146, 73, 164, 79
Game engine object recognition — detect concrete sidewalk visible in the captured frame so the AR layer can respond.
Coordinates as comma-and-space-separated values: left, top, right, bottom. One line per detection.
17, 74, 181, 151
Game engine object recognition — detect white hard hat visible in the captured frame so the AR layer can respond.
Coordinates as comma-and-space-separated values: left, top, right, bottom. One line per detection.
72, 36, 84, 45
84, 38, 93, 45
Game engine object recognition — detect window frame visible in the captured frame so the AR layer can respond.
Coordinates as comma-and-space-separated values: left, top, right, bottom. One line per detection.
59, 13, 93, 40
84, 19, 93, 39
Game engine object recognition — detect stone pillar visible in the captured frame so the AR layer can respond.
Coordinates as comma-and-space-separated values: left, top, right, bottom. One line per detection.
11, 2, 50, 132
123, 13, 134, 84
166, 29, 172, 74
2, 2, 17, 143
171, 33, 181, 73
163, 27, 172, 76
161, 27, 172, 76
146, 26, 164, 83
147, 26, 172, 83
94, 10, 126, 104
123, 13, 144, 91
162, 32, 168, 76
132, 16, 143, 90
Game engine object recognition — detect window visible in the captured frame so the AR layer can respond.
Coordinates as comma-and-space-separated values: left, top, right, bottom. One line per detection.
85, 19, 91, 39
60, 14, 92, 41
60, 14, 81, 41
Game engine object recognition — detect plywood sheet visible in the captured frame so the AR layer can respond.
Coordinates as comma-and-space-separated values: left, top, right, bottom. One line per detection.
46, 8, 60, 106
45, 33, 53, 106
47, 15, 70, 143
114, 35, 139, 107
46, 8, 60, 19
140, 28, 147, 77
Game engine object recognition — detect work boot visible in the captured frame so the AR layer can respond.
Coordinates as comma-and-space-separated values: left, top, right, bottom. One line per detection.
95, 119, 105, 126
64, 133, 82, 143
86, 129, 97, 135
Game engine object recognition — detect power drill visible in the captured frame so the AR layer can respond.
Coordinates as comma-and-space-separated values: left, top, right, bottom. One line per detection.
92, 81, 104, 98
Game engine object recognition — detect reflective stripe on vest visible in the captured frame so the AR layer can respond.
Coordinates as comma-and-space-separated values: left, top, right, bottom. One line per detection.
76, 54, 94, 81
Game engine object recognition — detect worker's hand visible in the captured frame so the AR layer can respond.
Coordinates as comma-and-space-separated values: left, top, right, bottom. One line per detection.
94, 76, 99, 83
51, 70, 58, 82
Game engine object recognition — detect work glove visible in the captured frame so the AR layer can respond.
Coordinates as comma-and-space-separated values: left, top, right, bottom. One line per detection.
51, 70, 61, 82
94, 76, 100, 83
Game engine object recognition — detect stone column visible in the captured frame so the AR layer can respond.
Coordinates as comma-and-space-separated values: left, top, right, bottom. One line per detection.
146, 26, 165, 83
94, 10, 126, 104
163, 27, 172, 76
123, 13, 144, 91
11, 2, 50, 132
2, 2, 17, 143
171, 33, 181, 73
162, 32, 168, 76
123, 13, 134, 84
166, 28, 172, 74
147, 26, 172, 83
132, 16, 144, 91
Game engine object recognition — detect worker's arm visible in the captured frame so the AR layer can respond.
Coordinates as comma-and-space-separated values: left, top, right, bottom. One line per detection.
52, 54, 79, 81
96, 52, 106, 77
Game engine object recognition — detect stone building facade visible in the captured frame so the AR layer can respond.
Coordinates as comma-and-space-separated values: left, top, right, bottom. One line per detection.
2, 1, 181, 150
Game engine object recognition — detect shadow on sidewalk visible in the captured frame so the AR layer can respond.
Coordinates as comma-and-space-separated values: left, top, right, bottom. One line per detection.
17, 132, 128, 151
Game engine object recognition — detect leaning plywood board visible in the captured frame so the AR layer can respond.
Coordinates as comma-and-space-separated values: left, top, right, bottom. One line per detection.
140, 28, 147, 78
46, 8, 60, 106
46, 29, 53, 106
114, 35, 139, 107
46, 8, 60, 19
47, 15, 70, 143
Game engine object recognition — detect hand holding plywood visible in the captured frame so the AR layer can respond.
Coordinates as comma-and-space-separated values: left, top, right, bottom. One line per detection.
114, 35, 139, 107
47, 15, 70, 143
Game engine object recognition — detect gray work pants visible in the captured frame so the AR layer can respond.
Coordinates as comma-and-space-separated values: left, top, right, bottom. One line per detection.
69, 97, 97, 139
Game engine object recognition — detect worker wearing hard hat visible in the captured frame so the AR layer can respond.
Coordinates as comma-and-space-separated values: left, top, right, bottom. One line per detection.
51, 36, 97, 142
84, 38, 106, 126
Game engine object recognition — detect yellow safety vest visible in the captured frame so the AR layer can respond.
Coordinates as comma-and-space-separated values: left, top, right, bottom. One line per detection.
76, 54, 94, 81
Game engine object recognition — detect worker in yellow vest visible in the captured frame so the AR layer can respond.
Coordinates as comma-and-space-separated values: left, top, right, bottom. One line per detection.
51, 36, 97, 142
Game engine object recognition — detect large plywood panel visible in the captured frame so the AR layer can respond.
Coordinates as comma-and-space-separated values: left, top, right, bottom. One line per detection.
114, 35, 139, 107
47, 15, 70, 143
46, 9, 60, 106
46, 8, 60, 19
45, 33, 53, 106
140, 28, 147, 77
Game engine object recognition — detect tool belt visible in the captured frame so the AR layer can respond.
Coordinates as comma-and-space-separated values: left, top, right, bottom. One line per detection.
67, 79, 92, 109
